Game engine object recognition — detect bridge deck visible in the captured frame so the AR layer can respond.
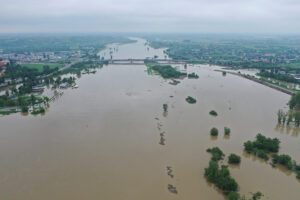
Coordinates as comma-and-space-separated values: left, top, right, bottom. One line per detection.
102, 59, 188, 64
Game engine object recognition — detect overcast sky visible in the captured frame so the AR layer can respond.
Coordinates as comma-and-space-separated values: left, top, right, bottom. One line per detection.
0, 0, 300, 33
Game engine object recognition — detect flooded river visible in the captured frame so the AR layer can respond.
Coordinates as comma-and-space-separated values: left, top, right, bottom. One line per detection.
0, 38, 299, 200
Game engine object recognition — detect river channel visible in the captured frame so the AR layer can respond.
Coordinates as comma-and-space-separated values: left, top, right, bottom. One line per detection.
0, 38, 299, 200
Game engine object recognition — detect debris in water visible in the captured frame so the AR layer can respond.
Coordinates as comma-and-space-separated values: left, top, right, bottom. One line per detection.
159, 136, 166, 145
168, 184, 178, 194
166, 166, 174, 178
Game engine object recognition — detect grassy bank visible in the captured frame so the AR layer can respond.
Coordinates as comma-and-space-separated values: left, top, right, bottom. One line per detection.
21, 63, 63, 72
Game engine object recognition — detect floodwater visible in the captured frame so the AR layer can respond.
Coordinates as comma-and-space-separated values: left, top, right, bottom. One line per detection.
0, 38, 299, 200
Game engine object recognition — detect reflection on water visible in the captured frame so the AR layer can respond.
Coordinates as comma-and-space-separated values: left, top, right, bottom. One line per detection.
243, 151, 296, 177
242, 151, 269, 164
163, 111, 168, 118
223, 134, 230, 140
0, 38, 299, 200
228, 163, 241, 170
210, 135, 218, 141
275, 123, 300, 137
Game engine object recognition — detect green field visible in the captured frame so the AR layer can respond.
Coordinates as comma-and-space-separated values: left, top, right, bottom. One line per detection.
21, 64, 63, 72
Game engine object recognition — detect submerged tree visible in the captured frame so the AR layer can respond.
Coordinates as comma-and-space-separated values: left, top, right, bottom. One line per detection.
210, 128, 219, 136
163, 104, 168, 112
287, 111, 293, 125
277, 109, 284, 124
289, 92, 300, 110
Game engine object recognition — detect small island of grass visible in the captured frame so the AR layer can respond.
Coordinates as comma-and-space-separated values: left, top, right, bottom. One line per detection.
186, 96, 197, 104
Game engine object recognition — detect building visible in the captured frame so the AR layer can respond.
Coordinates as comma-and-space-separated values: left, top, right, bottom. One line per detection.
291, 74, 300, 80
59, 83, 69, 89
32, 84, 44, 92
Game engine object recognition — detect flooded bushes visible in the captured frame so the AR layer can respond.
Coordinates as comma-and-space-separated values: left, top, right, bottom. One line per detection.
272, 154, 292, 168
278, 92, 300, 127
288, 92, 300, 110
207, 147, 224, 161
205, 162, 238, 194
209, 110, 218, 116
278, 109, 300, 126
272, 154, 300, 173
243, 134, 280, 161
244, 134, 300, 180
227, 192, 240, 200
186, 96, 197, 104
205, 157, 238, 195
205, 147, 262, 199
31, 107, 45, 115
163, 104, 168, 112
228, 154, 241, 164
210, 127, 219, 136
187, 72, 199, 79
224, 127, 231, 135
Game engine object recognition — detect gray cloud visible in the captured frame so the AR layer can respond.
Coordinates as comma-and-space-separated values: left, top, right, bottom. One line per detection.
0, 0, 300, 33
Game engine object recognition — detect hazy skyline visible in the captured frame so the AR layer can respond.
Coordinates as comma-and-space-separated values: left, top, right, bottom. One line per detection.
1, 0, 300, 33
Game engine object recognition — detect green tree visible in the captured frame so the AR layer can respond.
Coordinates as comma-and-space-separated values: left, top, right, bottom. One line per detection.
163, 104, 168, 112
228, 154, 241, 164
227, 192, 240, 200
210, 128, 219, 136
224, 127, 231, 135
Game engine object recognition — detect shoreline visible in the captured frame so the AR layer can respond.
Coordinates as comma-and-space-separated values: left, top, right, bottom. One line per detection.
214, 69, 295, 96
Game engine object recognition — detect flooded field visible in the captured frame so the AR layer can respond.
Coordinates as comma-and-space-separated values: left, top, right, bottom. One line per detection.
0, 38, 299, 200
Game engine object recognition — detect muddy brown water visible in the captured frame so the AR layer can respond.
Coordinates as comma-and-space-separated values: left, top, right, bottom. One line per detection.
0, 38, 299, 200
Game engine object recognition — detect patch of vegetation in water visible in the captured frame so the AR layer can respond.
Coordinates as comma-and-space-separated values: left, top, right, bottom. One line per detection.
205, 160, 238, 195
163, 104, 168, 112
209, 110, 218, 116
149, 64, 187, 79
228, 154, 241, 164
210, 127, 219, 136
186, 96, 197, 104
205, 147, 238, 196
271, 154, 300, 177
277, 93, 300, 127
31, 107, 45, 115
205, 147, 263, 200
206, 147, 224, 161
224, 127, 231, 135
187, 72, 199, 79
243, 133, 280, 161
244, 134, 300, 180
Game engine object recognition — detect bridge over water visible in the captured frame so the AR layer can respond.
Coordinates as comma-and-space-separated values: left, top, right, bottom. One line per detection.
102, 59, 188, 65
